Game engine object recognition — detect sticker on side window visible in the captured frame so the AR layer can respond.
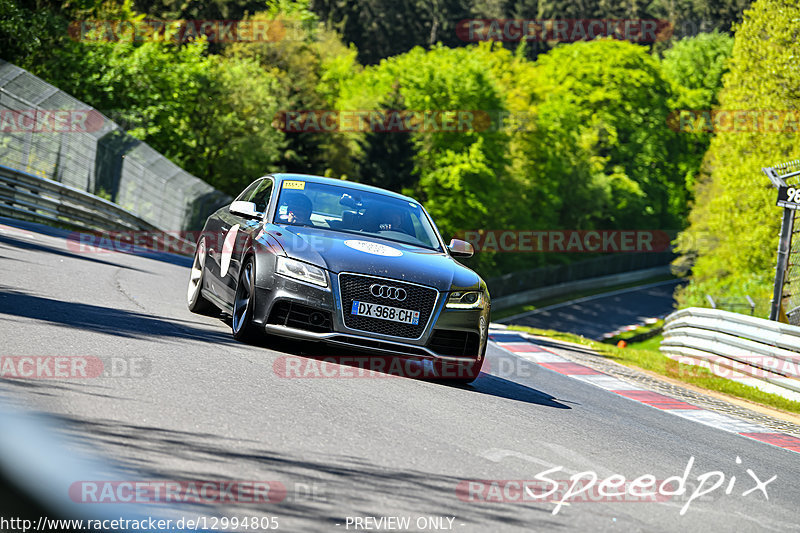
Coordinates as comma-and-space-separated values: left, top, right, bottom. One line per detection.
283, 180, 305, 190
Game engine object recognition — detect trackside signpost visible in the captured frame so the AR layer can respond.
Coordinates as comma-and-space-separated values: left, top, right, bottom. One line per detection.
776, 185, 800, 209
765, 160, 800, 321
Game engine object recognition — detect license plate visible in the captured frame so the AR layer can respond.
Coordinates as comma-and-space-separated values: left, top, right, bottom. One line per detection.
350, 301, 420, 325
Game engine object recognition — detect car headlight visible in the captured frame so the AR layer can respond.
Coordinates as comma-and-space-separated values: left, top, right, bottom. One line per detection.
446, 290, 485, 309
276, 256, 328, 287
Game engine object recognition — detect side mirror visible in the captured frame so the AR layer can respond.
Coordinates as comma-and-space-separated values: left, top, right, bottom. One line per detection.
447, 238, 474, 258
229, 201, 262, 219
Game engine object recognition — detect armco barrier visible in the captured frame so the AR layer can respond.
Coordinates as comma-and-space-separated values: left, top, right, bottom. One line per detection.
0, 60, 230, 233
491, 265, 672, 312
487, 251, 674, 301
0, 163, 159, 232
661, 307, 800, 402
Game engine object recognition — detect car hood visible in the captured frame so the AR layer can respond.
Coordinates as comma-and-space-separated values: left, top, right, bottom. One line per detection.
266, 225, 481, 291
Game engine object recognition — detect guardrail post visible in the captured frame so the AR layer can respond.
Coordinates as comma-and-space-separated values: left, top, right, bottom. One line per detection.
770, 207, 795, 321
746, 295, 755, 316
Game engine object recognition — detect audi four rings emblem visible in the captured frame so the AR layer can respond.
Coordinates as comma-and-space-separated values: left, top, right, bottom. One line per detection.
370, 284, 407, 301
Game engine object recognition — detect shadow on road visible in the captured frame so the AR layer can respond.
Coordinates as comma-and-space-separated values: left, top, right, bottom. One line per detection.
34, 413, 563, 530
464, 374, 571, 409
0, 233, 150, 272
0, 217, 192, 270
0, 286, 236, 344
251, 336, 572, 409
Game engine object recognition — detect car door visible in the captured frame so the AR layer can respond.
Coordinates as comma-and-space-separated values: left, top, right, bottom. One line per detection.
216, 178, 275, 305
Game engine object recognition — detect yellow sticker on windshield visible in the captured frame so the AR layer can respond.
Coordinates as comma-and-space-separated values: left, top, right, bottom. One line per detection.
283, 180, 306, 190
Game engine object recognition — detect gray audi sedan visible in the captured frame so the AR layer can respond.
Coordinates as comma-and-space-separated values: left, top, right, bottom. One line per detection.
187, 174, 490, 382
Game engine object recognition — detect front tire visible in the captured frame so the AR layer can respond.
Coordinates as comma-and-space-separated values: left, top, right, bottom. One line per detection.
187, 237, 215, 314
232, 256, 259, 343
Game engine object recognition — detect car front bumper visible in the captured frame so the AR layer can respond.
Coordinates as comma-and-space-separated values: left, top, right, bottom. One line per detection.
252, 272, 489, 363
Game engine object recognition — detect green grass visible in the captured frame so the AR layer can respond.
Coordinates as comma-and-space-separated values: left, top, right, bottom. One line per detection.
492, 274, 677, 321
629, 334, 663, 351
604, 320, 664, 344
507, 325, 800, 415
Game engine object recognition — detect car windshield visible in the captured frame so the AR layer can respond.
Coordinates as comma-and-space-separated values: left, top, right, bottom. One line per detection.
273, 179, 442, 251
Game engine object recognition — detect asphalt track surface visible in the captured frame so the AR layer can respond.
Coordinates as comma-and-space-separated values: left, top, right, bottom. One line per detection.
0, 218, 798, 532
500, 280, 684, 339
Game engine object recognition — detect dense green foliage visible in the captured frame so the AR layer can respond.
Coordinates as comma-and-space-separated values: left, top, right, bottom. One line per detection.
674, 0, 800, 313
661, 30, 734, 110
309, 0, 750, 63
661, 31, 734, 205
0, 0, 746, 281
532, 41, 684, 228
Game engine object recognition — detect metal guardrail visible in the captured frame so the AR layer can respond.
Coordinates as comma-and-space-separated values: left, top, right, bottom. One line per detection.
487, 251, 674, 299
0, 164, 197, 254
0, 163, 159, 232
661, 307, 800, 401
493, 265, 672, 313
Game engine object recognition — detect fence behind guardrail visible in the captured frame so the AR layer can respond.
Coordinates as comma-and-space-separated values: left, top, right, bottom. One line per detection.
0, 60, 230, 232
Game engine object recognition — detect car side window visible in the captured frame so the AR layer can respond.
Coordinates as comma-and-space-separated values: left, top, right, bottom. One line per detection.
235, 179, 263, 203
234, 178, 273, 215
249, 180, 274, 214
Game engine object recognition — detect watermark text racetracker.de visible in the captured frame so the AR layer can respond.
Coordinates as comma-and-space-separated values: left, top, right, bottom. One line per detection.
0, 516, 280, 532
273, 109, 561, 133
0, 356, 149, 379
454, 230, 673, 253
671, 354, 800, 380
456, 19, 673, 42
668, 109, 800, 134
274, 110, 492, 133
70, 480, 286, 504
68, 19, 296, 43
64, 229, 678, 257
457, 456, 776, 515
0, 109, 105, 133
70, 478, 326, 505
65, 230, 333, 257
273, 356, 481, 380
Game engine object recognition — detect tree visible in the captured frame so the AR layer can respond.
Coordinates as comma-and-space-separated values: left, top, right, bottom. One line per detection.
336, 44, 517, 273
310, 0, 472, 64
225, 5, 360, 178
352, 87, 417, 192
673, 0, 800, 313
532, 39, 683, 229
0, 0, 65, 66
32, 34, 286, 196
661, 30, 734, 110
660, 30, 734, 203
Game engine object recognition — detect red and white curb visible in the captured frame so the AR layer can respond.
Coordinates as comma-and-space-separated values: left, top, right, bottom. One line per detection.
489, 329, 800, 455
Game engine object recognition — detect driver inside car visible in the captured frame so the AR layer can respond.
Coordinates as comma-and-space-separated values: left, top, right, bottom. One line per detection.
278, 193, 313, 225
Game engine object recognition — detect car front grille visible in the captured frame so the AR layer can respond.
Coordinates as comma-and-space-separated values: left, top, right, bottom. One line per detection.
428, 329, 480, 357
339, 273, 438, 339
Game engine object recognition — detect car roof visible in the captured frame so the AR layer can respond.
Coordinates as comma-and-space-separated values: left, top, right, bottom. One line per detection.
270, 173, 417, 203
